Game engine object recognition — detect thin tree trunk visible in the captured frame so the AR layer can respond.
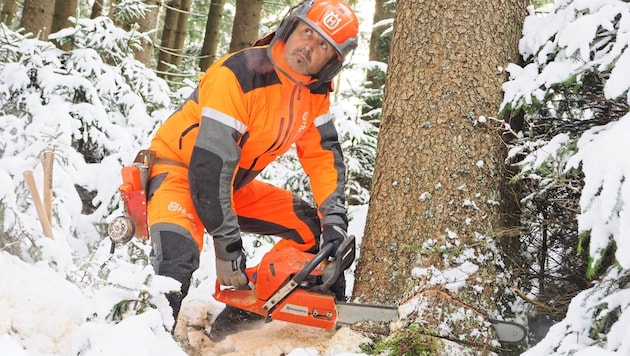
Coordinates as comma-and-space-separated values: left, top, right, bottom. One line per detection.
91, 0, 104, 19
108, 0, 119, 26
157, 0, 181, 77
1, 0, 18, 27
52, 0, 78, 50
199, 0, 226, 72
229, 0, 262, 53
366, 0, 393, 90
170, 0, 191, 68
133, 0, 161, 67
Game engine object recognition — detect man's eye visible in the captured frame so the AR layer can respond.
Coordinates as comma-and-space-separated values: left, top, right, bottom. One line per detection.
319, 41, 328, 49
304, 28, 312, 36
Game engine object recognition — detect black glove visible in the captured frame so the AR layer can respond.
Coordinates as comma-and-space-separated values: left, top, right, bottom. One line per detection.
320, 224, 347, 256
215, 251, 249, 289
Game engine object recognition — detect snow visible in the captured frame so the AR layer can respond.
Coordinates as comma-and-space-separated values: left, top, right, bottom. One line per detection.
1, 0, 630, 355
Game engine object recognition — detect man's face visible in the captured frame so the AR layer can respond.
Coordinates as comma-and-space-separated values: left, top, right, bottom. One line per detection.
284, 21, 337, 76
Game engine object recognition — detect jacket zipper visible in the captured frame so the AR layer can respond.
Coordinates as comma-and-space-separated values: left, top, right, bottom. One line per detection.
239, 85, 299, 181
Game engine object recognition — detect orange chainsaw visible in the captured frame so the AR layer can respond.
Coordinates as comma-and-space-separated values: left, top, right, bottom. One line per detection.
214, 235, 399, 329
214, 235, 527, 344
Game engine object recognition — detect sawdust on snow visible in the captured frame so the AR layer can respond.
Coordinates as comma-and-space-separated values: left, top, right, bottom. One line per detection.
176, 315, 372, 356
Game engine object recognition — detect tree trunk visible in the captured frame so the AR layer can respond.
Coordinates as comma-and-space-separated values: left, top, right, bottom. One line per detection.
52, 0, 78, 50
52, 0, 77, 34
157, 0, 181, 77
170, 0, 191, 68
133, 0, 161, 67
90, 0, 104, 19
199, 0, 226, 72
353, 0, 526, 351
229, 0, 262, 53
1, 0, 19, 27
108, 0, 119, 26
366, 0, 394, 90
20, 0, 56, 40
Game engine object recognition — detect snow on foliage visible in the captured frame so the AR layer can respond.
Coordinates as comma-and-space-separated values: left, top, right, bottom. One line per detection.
0, 8, 379, 355
502, 0, 630, 270
501, 0, 630, 354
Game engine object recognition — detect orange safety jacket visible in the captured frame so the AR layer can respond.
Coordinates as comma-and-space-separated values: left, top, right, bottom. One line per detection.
149, 40, 347, 259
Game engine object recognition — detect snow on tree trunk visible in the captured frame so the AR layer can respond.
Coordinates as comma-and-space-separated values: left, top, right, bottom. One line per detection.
353, 0, 527, 351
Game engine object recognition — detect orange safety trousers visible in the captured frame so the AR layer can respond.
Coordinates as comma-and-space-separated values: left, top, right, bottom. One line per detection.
147, 163, 321, 252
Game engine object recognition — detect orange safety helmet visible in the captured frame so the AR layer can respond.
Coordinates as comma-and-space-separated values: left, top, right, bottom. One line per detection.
275, 0, 359, 83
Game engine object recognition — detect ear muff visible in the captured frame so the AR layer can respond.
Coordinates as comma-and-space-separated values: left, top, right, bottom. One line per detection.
314, 57, 343, 83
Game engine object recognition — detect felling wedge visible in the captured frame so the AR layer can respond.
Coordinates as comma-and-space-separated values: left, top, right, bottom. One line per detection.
213, 236, 527, 344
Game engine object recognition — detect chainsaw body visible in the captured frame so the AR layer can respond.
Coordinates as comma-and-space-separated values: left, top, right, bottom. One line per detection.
214, 236, 356, 329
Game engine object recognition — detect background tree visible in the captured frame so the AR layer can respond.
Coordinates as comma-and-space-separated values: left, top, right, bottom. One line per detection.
0, 0, 18, 26
90, 0, 105, 18
108, 0, 120, 24
229, 0, 262, 52
199, 0, 226, 72
353, 0, 527, 351
133, 0, 161, 67
157, 0, 182, 77
500, 0, 630, 348
366, 0, 393, 98
52, 0, 79, 50
20, 0, 56, 40
170, 0, 192, 69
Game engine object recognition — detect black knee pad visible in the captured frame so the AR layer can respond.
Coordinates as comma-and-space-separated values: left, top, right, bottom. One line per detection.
150, 226, 200, 295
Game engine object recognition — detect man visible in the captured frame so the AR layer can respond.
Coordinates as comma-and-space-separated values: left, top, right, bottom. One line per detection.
145, 0, 359, 329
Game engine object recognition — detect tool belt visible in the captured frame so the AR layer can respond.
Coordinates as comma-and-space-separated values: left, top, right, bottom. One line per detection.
117, 150, 155, 240
109, 150, 189, 243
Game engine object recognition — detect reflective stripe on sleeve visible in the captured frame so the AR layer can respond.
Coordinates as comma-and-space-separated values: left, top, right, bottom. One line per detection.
313, 112, 332, 127
202, 107, 248, 134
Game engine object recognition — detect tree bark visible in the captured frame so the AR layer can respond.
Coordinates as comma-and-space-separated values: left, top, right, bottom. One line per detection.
170, 0, 191, 68
229, 0, 262, 53
1, 0, 19, 27
199, 0, 226, 72
20, 0, 56, 40
52, 0, 77, 34
366, 0, 394, 90
133, 0, 161, 67
108, 0, 119, 25
90, 0, 104, 19
353, 0, 526, 351
157, 0, 181, 77
52, 0, 78, 50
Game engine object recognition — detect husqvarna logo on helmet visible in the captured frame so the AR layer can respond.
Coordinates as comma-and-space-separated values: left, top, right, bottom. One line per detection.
323, 11, 341, 30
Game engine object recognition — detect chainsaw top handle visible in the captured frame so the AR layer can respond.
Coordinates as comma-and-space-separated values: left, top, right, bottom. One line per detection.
292, 243, 334, 285
294, 235, 356, 286
261, 235, 356, 312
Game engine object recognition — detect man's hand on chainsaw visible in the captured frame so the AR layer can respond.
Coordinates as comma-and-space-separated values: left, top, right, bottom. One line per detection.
320, 224, 347, 256
216, 252, 249, 289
